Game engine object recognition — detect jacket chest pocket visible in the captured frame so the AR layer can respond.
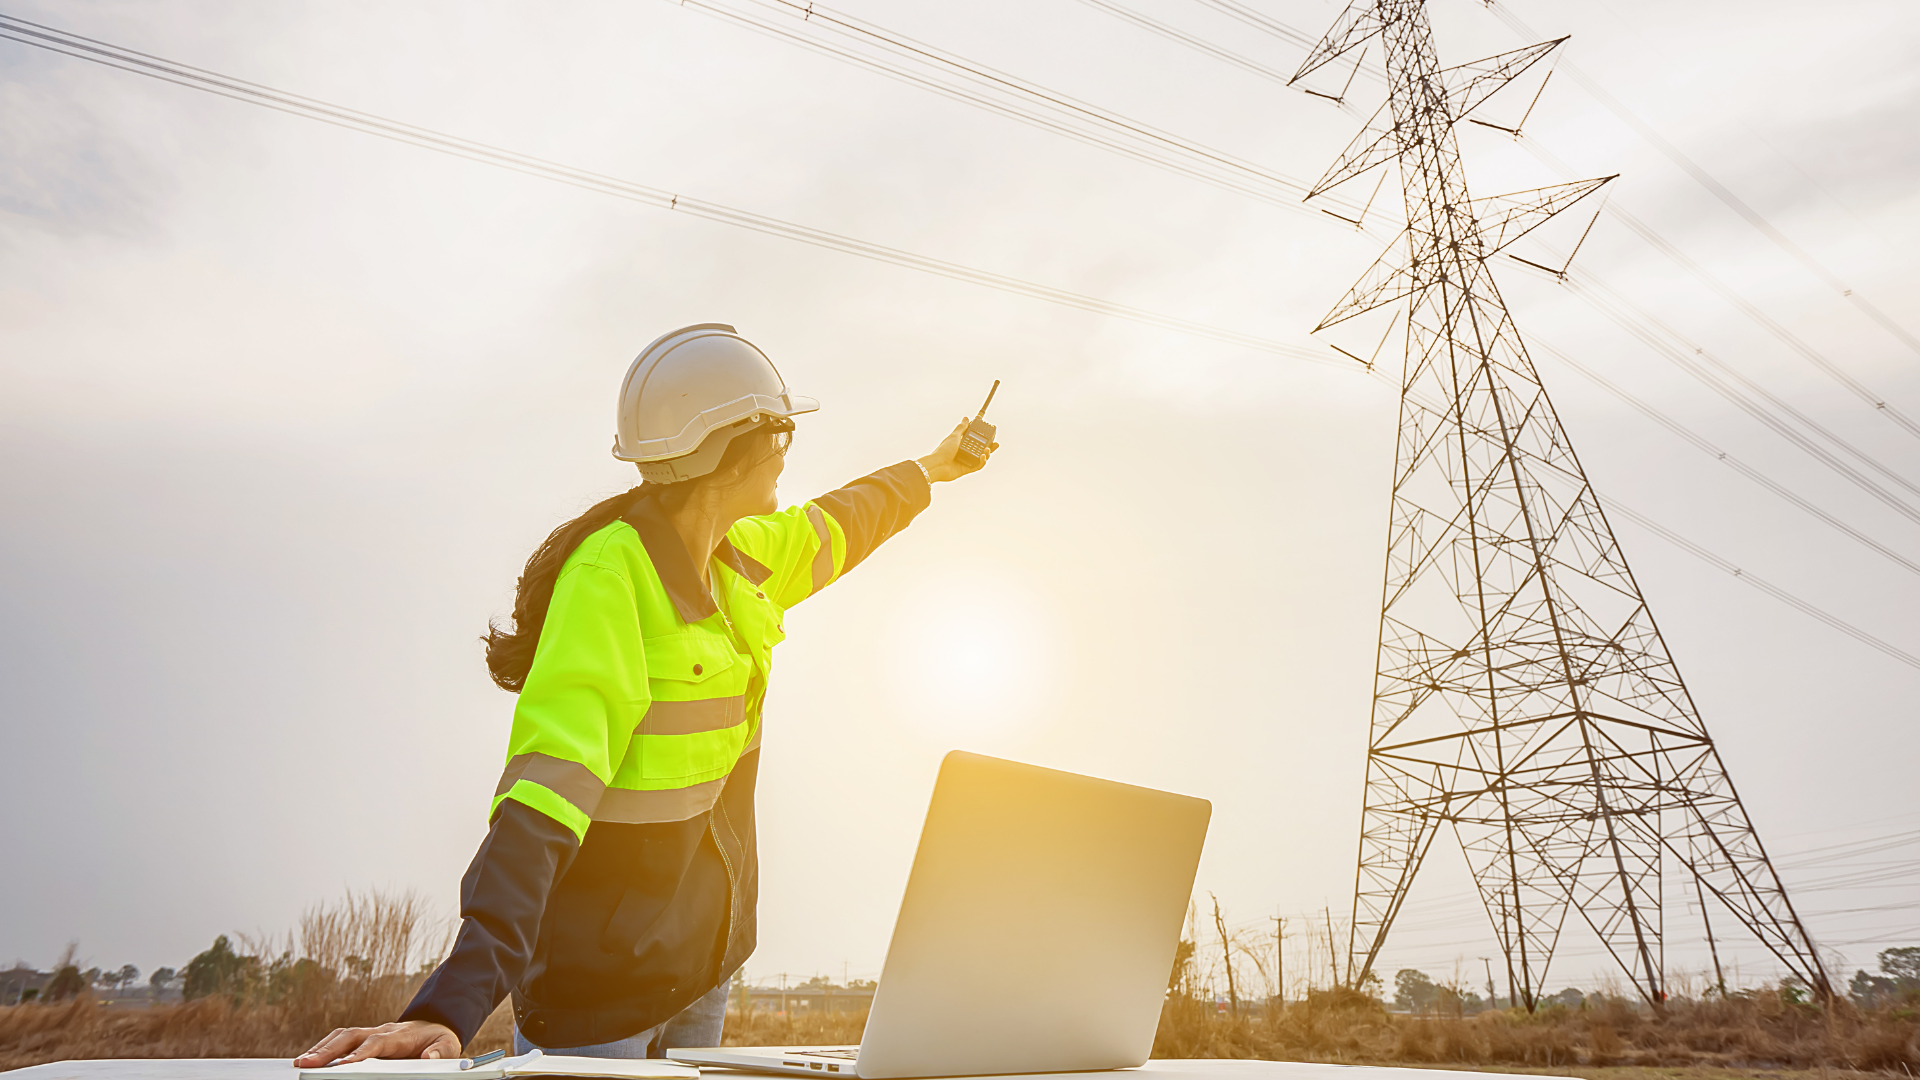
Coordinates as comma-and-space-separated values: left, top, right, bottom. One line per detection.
644, 632, 745, 698
627, 633, 751, 785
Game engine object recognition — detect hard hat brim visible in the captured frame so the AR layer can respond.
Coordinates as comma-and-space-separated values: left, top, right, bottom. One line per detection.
612, 390, 818, 463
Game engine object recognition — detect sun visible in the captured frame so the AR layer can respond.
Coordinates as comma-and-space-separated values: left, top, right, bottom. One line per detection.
884, 564, 1059, 742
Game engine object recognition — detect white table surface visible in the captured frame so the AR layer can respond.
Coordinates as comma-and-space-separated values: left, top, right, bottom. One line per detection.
6, 1061, 1532, 1080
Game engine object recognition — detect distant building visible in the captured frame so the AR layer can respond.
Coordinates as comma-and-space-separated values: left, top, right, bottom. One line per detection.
0, 966, 183, 1007
738, 983, 873, 1014
1, 965, 50, 1005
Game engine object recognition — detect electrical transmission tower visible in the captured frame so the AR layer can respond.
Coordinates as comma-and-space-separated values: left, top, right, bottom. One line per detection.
1290, 1, 1832, 1009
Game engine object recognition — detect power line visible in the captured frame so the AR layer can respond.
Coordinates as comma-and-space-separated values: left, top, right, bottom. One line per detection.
666, 0, 1363, 220
1598, 496, 1920, 672
1184, 0, 1328, 54
10, 9, 1910, 687
1080, 0, 1920, 448
720, 0, 1920, 481
1564, 275, 1920, 529
1065, 0, 1298, 86
1072, 2, 1920, 521
0, 12, 1330, 362
1518, 135, 1920, 445
1382, 359, 1920, 676
1484, 0, 1920, 366
1528, 336, 1920, 579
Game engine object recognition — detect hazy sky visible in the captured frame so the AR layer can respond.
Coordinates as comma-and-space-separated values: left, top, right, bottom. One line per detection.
3, 0, 1917, 1002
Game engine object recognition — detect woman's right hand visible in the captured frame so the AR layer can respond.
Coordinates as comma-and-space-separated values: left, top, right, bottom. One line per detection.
294, 1020, 462, 1067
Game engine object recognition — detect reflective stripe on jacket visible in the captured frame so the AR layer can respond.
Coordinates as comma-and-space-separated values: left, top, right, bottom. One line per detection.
400, 461, 931, 1047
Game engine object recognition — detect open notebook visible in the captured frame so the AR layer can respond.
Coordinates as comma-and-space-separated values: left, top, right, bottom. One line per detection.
297, 1050, 697, 1080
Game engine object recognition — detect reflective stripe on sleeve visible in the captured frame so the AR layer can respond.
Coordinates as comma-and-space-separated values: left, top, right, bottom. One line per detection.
805, 504, 834, 593
592, 777, 728, 824
641, 696, 747, 736
495, 753, 607, 819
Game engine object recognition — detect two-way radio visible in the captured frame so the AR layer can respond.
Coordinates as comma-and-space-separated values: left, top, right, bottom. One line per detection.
954, 380, 999, 470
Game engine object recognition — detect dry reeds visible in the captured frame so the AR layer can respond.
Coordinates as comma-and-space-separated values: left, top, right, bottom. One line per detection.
1, 890, 443, 1071
1149, 985, 1920, 1073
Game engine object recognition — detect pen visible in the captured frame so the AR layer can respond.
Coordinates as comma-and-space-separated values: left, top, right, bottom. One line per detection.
460, 1049, 508, 1071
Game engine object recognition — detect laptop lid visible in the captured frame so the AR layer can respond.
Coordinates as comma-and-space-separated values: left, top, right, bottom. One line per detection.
854, 752, 1211, 1079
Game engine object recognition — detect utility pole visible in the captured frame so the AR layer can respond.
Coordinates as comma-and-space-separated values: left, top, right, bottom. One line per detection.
1479, 957, 1496, 1011
1695, 877, 1727, 996
1289, 0, 1834, 1010
1210, 894, 1238, 1016
1272, 916, 1287, 1009
1324, 906, 1340, 989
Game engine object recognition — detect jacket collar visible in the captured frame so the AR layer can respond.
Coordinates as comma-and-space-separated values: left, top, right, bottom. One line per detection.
620, 496, 717, 625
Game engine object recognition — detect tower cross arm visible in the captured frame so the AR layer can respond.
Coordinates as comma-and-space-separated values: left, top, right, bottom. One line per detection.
1291, 0, 1388, 86
1309, 99, 1398, 199
1471, 176, 1617, 255
1314, 229, 1416, 332
1444, 37, 1568, 123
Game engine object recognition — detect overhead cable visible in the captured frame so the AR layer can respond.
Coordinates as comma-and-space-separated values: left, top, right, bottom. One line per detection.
1521, 136, 1920, 444
1564, 276, 1920, 529
0, 12, 1329, 362
1101, 0, 1920, 444
668, 0, 1363, 220
1596, 496, 1920, 673
1378, 368, 1917, 676
1064, 0, 1299, 87
1184, 0, 1323, 53
1529, 336, 1920, 579
1485, 0, 1920, 365
9, 11, 1904, 680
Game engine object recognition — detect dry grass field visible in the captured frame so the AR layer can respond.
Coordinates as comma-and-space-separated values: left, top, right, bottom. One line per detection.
3, 893, 1914, 1075
1148, 987, 1919, 1073
6, 987, 1916, 1074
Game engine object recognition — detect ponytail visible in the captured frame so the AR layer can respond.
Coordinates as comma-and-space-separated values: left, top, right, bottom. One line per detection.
484, 486, 649, 691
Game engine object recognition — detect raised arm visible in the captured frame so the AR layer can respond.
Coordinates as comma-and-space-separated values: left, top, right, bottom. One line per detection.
730, 419, 994, 609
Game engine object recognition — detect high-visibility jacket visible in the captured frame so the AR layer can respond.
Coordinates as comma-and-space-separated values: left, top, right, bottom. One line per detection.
401, 462, 931, 1048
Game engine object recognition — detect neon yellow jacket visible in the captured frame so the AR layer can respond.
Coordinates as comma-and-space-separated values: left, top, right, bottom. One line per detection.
402, 461, 932, 1048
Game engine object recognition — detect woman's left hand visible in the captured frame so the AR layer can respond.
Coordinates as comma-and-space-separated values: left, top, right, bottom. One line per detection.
917, 419, 998, 482
294, 1020, 462, 1067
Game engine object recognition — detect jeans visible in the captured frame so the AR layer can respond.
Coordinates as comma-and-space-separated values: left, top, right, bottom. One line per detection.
514, 979, 732, 1059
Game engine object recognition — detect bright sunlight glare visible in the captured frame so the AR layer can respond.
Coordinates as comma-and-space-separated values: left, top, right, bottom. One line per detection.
883, 562, 1060, 743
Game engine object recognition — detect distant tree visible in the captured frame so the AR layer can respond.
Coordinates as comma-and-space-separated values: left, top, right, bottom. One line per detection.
1851, 969, 1897, 1007
1393, 968, 1440, 1011
149, 967, 178, 996
1880, 946, 1920, 986
44, 965, 87, 1002
266, 955, 329, 1004
116, 964, 140, 991
81, 967, 102, 989
1167, 939, 1195, 992
1548, 987, 1585, 1009
183, 936, 259, 1002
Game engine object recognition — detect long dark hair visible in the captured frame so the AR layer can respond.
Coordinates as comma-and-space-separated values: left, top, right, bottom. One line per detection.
483, 428, 784, 692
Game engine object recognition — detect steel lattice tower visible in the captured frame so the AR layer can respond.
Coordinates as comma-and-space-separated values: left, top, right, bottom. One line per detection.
1290, 1, 1832, 1008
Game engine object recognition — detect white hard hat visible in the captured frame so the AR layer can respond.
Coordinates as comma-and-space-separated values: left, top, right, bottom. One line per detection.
612, 323, 820, 483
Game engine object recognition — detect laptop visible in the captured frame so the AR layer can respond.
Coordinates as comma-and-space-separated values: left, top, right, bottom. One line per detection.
669, 751, 1210, 1079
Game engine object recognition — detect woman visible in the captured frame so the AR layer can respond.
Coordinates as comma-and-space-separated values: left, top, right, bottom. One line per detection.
293, 324, 995, 1065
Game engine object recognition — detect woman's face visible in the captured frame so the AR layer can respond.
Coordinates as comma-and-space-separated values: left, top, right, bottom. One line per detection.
740, 445, 784, 517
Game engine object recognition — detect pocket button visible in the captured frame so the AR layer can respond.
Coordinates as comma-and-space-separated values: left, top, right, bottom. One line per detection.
692, 663, 704, 676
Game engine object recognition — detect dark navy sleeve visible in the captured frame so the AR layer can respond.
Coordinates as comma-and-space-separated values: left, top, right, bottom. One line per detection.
399, 801, 579, 1045
813, 460, 934, 574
